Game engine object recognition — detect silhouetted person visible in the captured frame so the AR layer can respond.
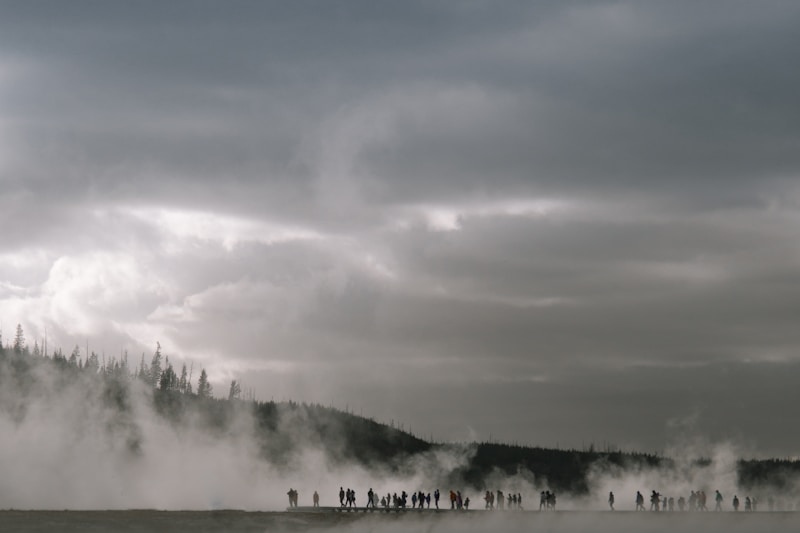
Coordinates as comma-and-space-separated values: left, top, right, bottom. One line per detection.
464, 497, 470, 510
636, 491, 645, 511
434, 489, 440, 509
650, 491, 660, 511
678, 496, 686, 511
745, 497, 752, 512
733, 495, 739, 511
608, 491, 614, 510
715, 490, 723, 511
313, 490, 319, 507
339, 487, 345, 507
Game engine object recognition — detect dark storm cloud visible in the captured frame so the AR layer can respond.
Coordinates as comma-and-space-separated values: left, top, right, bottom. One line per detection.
4, 1, 794, 206
2, 1, 800, 454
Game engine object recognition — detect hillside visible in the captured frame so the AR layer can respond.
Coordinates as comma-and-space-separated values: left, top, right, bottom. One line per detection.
1, 342, 798, 499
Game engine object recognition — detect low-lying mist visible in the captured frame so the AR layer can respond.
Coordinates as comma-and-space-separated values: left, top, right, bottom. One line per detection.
1, 349, 799, 514
0, 350, 476, 510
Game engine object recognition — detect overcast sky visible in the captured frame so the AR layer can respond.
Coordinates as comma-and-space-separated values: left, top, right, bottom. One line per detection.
2, 1, 800, 457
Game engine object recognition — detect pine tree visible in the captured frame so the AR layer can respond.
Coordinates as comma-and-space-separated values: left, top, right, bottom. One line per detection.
228, 380, 242, 401
13, 324, 25, 355
86, 351, 100, 373
137, 353, 150, 384
69, 345, 80, 367
197, 368, 212, 398
179, 364, 188, 393
159, 358, 178, 392
149, 343, 163, 389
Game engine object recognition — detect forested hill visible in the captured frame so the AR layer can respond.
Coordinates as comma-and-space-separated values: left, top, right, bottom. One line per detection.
0, 338, 797, 495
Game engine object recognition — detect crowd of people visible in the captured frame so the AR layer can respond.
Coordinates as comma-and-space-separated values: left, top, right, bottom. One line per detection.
540, 490, 557, 510
482, 490, 526, 510
334, 487, 472, 510
627, 489, 760, 512
289, 486, 774, 512
287, 486, 538, 510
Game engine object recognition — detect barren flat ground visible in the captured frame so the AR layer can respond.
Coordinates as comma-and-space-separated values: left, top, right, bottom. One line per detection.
1, 510, 799, 533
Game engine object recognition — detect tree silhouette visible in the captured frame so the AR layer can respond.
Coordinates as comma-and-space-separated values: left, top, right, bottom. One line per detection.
86, 351, 100, 373
149, 343, 163, 389
159, 360, 178, 392
228, 380, 242, 401
197, 368, 212, 398
137, 353, 149, 384
13, 324, 26, 355
69, 345, 80, 367
179, 363, 189, 393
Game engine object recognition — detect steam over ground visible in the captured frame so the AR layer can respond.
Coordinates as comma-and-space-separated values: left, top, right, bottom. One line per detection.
0, 357, 265, 510
0, 351, 467, 510
2, 350, 800, 513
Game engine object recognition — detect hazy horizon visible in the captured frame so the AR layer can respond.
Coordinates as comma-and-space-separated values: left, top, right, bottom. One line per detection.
5, 347, 799, 514
3, 0, 800, 459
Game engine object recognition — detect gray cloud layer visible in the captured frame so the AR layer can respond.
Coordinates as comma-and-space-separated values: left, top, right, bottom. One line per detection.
2, 1, 800, 456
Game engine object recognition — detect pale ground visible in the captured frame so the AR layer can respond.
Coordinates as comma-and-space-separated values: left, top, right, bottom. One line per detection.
0, 510, 797, 533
